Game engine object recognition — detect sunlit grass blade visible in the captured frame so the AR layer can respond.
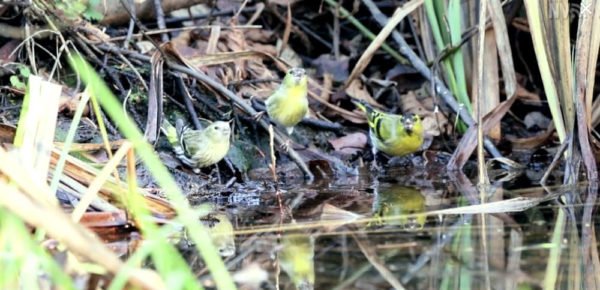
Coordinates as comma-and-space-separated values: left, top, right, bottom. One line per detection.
523, 0, 567, 142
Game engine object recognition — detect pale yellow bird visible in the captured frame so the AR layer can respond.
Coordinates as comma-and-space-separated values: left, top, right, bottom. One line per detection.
279, 233, 315, 290
161, 119, 231, 173
265, 67, 309, 135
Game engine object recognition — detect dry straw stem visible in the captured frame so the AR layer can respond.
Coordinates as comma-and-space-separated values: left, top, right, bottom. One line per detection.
0, 148, 164, 290
49, 147, 176, 218
70, 141, 133, 222
487, 0, 516, 98
352, 232, 406, 290
447, 95, 518, 169
232, 190, 553, 236
574, 0, 600, 180
476, 0, 490, 187
344, 0, 424, 89
14, 76, 62, 183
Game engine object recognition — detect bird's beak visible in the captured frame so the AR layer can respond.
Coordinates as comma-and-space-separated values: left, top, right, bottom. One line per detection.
403, 118, 414, 134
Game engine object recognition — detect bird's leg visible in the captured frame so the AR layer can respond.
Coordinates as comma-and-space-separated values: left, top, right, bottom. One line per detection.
214, 164, 222, 184
370, 147, 381, 171
279, 138, 292, 152
176, 154, 200, 173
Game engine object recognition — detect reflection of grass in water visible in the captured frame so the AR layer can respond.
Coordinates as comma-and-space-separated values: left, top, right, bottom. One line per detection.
544, 208, 565, 289
0, 209, 75, 289
440, 214, 473, 290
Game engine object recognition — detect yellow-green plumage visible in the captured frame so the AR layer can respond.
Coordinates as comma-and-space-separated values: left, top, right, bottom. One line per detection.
354, 101, 424, 157
161, 119, 231, 173
279, 233, 315, 290
203, 213, 236, 257
372, 185, 426, 230
266, 68, 309, 135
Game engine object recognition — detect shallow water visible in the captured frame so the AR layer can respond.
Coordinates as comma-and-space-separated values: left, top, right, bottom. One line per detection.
191, 170, 600, 290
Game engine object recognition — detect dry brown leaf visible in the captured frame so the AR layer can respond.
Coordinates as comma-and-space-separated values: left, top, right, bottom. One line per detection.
312, 54, 349, 82
244, 29, 276, 43
59, 92, 89, 115
447, 95, 520, 170
400, 90, 428, 116
515, 83, 541, 102
276, 39, 303, 68
401, 90, 449, 135
80, 22, 111, 43
506, 127, 554, 150
247, 43, 278, 56
328, 132, 367, 155
319, 74, 333, 102
345, 79, 380, 107
0, 123, 16, 144
223, 26, 249, 80
421, 116, 440, 137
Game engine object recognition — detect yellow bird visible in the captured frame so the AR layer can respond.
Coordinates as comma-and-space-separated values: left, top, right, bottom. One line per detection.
353, 100, 424, 166
161, 118, 231, 173
202, 213, 236, 257
266, 67, 309, 135
279, 233, 315, 290
371, 185, 427, 230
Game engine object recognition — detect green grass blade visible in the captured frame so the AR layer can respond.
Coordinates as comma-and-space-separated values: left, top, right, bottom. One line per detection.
69, 56, 236, 290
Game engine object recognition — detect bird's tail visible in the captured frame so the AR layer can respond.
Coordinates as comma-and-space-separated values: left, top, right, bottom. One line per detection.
352, 99, 371, 113
352, 99, 380, 127
161, 118, 188, 158
160, 118, 180, 146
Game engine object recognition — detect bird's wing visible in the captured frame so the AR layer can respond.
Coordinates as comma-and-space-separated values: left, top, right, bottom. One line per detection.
377, 116, 408, 146
180, 129, 205, 155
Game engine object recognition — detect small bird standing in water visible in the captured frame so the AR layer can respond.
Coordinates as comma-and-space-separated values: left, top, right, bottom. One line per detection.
265, 67, 309, 135
161, 118, 231, 173
353, 100, 424, 168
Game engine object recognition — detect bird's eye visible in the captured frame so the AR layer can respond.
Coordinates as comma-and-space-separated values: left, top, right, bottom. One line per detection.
214, 126, 219, 130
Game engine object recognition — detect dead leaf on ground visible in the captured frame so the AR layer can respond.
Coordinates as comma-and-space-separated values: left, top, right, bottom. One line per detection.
276, 39, 303, 68
421, 116, 440, 137
400, 90, 447, 135
345, 79, 380, 108
447, 95, 520, 170
328, 132, 367, 155
0, 123, 16, 144
59, 91, 90, 116
312, 54, 349, 82
506, 125, 554, 150
515, 83, 541, 102
244, 29, 276, 43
